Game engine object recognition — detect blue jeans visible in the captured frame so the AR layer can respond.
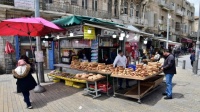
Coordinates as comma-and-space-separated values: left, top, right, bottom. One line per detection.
165, 74, 174, 97
22, 91, 31, 107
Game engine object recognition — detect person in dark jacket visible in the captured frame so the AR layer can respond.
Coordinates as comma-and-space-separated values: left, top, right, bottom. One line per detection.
102, 54, 112, 65
13, 59, 37, 109
160, 49, 176, 100
190, 51, 195, 67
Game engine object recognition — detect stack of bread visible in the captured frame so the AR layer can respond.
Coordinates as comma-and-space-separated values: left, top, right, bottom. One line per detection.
96, 63, 106, 71
134, 64, 149, 77
80, 62, 89, 70
112, 66, 125, 76
98, 64, 115, 73
70, 60, 81, 69
75, 73, 104, 81
85, 62, 98, 71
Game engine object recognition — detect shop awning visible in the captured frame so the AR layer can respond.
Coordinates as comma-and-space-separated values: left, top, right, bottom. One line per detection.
157, 38, 182, 46
115, 25, 154, 37
84, 23, 118, 31
52, 15, 124, 27
181, 37, 192, 43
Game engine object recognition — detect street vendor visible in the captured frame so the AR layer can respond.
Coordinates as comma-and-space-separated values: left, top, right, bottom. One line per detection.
113, 50, 130, 89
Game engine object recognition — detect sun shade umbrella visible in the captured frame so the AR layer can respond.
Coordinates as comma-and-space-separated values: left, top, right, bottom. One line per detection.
0, 17, 64, 91
0, 17, 64, 36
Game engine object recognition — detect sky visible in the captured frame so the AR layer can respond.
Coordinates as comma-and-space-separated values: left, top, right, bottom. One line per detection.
188, 0, 199, 16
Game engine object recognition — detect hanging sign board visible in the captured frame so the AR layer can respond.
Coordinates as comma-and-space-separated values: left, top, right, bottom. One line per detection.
35, 51, 44, 62
84, 26, 96, 39
101, 29, 120, 37
14, 0, 35, 10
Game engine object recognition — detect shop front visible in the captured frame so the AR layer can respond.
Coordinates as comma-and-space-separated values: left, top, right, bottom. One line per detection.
47, 15, 164, 103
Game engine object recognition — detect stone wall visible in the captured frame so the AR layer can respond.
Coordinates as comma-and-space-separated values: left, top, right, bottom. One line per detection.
0, 36, 16, 74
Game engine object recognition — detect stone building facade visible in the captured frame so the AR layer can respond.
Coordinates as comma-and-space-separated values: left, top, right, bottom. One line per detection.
0, 0, 196, 73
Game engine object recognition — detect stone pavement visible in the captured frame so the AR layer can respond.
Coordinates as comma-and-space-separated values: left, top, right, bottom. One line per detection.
1, 59, 200, 112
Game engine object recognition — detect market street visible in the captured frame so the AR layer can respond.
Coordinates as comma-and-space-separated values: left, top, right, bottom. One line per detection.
0, 58, 200, 112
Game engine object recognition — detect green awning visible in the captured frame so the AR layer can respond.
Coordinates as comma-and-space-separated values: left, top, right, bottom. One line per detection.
52, 15, 123, 27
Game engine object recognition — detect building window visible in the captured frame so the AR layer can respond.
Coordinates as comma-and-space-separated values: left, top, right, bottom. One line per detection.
130, 3, 134, 17
71, 0, 78, 5
108, 0, 112, 13
114, 0, 118, 16
124, 1, 128, 14
92, 0, 98, 11
136, 5, 139, 17
82, 0, 88, 9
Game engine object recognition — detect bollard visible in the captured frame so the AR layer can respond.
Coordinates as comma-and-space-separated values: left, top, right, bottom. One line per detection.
175, 58, 178, 67
182, 60, 186, 69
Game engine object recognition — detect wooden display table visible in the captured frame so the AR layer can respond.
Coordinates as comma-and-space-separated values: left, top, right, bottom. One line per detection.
111, 71, 164, 103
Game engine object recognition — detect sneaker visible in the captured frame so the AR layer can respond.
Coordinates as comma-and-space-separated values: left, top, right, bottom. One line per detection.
164, 96, 172, 100
162, 93, 167, 96
27, 106, 33, 109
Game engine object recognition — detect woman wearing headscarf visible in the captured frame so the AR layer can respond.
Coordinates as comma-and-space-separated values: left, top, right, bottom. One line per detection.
13, 59, 37, 109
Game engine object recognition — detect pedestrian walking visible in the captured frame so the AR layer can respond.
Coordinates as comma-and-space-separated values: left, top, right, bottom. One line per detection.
113, 50, 129, 89
12, 59, 37, 109
160, 49, 176, 100
190, 51, 195, 67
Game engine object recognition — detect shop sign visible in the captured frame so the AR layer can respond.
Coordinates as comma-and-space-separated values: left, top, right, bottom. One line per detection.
35, 51, 44, 62
60, 25, 83, 36
101, 29, 120, 37
14, 0, 34, 10
84, 26, 96, 39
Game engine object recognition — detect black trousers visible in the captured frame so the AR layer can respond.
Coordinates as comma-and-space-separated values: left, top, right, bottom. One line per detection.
22, 91, 31, 107
191, 61, 194, 67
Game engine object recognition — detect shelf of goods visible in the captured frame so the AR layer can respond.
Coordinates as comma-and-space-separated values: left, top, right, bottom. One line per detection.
54, 62, 114, 96
111, 62, 164, 104
48, 71, 86, 88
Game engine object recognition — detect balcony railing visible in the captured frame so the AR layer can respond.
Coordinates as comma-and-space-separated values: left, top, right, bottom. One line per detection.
134, 17, 148, 26
40, 2, 111, 19
176, 9, 183, 16
0, 0, 14, 6
158, 0, 173, 11
188, 16, 194, 21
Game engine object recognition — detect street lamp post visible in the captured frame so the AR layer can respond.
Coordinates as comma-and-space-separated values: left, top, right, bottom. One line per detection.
166, 13, 171, 49
193, 2, 200, 75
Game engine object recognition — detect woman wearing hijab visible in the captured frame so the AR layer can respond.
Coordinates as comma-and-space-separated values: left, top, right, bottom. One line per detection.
13, 59, 37, 109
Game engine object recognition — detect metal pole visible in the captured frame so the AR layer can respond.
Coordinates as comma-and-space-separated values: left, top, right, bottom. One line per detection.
193, 2, 200, 75
34, 0, 46, 93
166, 12, 170, 49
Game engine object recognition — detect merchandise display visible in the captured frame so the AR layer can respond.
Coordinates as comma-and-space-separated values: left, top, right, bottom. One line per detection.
75, 73, 105, 81
111, 62, 162, 78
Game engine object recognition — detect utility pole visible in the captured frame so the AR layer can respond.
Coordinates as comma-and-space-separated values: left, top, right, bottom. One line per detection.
193, 2, 200, 75
34, 0, 46, 93
166, 12, 171, 49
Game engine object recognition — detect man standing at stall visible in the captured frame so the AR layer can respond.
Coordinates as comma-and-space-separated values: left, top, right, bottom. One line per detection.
161, 49, 176, 100
113, 50, 129, 89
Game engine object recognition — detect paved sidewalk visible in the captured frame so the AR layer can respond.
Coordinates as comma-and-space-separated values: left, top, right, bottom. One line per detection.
1, 62, 200, 112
